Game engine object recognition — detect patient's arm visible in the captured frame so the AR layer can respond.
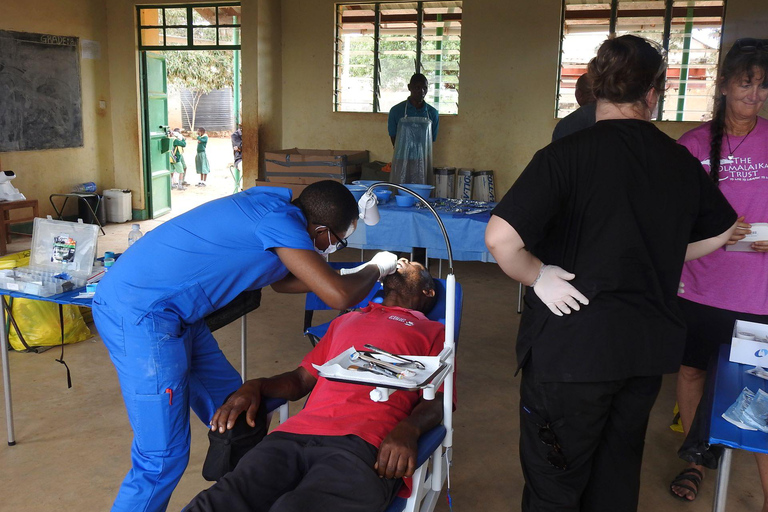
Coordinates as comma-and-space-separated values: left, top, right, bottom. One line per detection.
375, 394, 444, 479
210, 367, 317, 433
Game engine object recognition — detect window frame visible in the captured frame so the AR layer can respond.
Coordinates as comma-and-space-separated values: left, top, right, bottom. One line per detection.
556, 0, 726, 122
334, 1, 462, 115
137, 3, 242, 51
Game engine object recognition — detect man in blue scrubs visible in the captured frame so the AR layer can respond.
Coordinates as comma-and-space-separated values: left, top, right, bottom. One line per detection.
93, 180, 398, 512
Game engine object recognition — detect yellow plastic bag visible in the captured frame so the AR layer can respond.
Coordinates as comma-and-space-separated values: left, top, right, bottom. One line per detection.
6, 298, 92, 352
0, 250, 30, 270
0, 250, 92, 352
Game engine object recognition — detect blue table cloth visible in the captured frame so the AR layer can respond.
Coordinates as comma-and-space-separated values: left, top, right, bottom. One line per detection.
709, 344, 768, 454
0, 287, 92, 307
347, 201, 496, 262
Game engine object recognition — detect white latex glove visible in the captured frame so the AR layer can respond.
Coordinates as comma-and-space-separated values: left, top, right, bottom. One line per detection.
339, 251, 398, 280
370, 251, 399, 279
339, 263, 368, 276
532, 264, 589, 317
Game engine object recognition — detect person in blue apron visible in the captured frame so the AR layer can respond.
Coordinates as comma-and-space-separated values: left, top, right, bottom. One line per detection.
387, 73, 439, 184
92, 180, 399, 512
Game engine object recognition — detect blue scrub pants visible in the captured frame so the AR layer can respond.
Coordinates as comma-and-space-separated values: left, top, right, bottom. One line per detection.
93, 299, 243, 512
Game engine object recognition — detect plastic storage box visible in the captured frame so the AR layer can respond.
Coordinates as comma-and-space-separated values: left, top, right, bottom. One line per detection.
0, 218, 99, 297
103, 189, 132, 223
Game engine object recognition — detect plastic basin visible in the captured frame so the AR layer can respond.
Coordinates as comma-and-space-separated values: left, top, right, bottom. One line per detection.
344, 185, 367, 201
394, 194, 417, 207
373, 189, 392, 203
352, 180, 385, 188
399, 183, 435, 199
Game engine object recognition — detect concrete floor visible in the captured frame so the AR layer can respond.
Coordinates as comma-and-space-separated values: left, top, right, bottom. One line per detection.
0, 177, 765, 511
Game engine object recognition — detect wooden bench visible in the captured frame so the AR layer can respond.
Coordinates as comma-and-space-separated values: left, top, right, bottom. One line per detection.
0, 199, 39, 256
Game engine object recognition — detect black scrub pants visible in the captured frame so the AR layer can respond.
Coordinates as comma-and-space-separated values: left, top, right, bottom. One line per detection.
519, 369, 662, 512
184, 432, 400, 512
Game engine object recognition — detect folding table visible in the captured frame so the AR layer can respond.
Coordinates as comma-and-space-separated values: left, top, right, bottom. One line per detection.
708, 344, 768, 511
1, 287, 259, 446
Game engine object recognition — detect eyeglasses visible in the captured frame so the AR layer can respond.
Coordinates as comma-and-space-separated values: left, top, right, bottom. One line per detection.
537, 424, 568, 470
734, 38, 768, 54
326, 226, 348, 251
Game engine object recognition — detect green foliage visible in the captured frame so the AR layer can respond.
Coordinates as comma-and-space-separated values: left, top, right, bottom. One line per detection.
163, 50, 233, 94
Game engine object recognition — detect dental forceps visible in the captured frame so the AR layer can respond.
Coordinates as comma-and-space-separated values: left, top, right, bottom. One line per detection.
363, 344, 426, 369
350, 351, 416, 379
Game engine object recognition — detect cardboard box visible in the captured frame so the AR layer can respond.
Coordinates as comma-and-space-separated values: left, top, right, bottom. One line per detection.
729, 319, 768, 366
254, 180, 307, 199
264, 148, 368, 185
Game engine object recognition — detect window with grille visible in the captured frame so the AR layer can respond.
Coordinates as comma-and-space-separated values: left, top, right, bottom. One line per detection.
557, 0, 725, 121
334, 2, 462, 115
137, 3, 241, 50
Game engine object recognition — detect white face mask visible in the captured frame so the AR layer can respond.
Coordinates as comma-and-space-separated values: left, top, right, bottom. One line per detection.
314, 228, 338, 256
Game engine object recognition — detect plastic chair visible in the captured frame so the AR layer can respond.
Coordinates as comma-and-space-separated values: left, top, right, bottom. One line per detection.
305, 275, 463, 512
386, 278, 462, 512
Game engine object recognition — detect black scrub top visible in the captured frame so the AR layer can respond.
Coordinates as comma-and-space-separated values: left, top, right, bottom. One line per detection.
493, 119, 736, 383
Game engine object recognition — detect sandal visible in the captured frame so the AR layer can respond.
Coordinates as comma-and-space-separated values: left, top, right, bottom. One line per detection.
670, 467, 703, 502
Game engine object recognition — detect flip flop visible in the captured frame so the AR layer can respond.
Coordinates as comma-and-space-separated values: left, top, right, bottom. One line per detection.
670, 467, 703, 502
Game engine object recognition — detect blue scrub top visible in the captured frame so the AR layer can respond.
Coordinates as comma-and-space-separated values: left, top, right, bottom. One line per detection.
387, 100, 439, 141
95, 187, 313, 324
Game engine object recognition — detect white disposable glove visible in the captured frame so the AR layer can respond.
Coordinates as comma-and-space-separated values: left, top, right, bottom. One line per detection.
370, 251, 399, 279
532, 264, 589, 317
339, 251, 398, 280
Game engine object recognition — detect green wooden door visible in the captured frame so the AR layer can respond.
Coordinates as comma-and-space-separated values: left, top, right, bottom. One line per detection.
141, 52, 172, 219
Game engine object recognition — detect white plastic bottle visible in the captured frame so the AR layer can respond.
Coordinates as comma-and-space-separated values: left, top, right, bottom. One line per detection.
128, 224, 143, 247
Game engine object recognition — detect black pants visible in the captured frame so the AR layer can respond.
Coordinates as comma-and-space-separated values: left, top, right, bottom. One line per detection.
184, 432, 400, 512
519, 369, 662, 512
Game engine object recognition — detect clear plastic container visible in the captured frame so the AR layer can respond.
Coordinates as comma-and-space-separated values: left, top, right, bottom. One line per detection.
1, 218, 100, 297
128, 224, 143, 246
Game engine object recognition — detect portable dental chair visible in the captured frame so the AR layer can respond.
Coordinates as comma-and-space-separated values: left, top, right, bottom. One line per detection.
298, 275, 462, 512
298, 183, 463, 512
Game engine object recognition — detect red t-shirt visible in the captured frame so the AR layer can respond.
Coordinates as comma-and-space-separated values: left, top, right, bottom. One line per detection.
274, 302, 446, 449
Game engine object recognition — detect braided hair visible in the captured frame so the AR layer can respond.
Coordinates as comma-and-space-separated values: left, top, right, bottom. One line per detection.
708, 41, 768, 185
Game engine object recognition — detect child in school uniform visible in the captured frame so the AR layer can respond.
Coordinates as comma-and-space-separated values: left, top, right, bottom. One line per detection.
195, 127, 210, 187
170, 128, 187, 190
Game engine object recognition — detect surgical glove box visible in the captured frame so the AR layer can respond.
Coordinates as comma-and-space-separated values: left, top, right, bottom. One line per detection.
0, 218, 99, 297
730, 320, 768, 366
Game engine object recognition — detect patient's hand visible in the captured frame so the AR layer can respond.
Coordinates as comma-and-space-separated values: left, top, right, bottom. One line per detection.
210, 380, 262, 434
375, 422, 419, 479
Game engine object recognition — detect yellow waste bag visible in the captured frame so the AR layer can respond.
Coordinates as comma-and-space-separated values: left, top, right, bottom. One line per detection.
6, 298, 92, 352
0, 250, 30, 270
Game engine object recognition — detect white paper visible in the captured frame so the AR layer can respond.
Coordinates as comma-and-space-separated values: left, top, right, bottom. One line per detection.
726, 223, 768, 252
81, 39, 101, 60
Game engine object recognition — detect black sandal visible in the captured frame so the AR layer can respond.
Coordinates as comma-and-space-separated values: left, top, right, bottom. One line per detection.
670, 467, 703, 502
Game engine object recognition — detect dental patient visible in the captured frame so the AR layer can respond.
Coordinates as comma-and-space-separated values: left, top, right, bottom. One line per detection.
184, 259, 448, 512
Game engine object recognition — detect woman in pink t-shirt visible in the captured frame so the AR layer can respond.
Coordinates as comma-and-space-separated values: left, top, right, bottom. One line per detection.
671, 38, 768, 505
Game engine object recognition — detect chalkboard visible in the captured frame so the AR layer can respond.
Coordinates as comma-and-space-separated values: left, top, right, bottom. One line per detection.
0, 30, 83, 152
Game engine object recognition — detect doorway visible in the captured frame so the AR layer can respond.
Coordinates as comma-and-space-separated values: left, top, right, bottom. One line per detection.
137, 4, 242, 220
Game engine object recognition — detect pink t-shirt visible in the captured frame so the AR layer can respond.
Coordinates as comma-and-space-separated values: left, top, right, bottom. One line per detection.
678, 116, 768, 314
